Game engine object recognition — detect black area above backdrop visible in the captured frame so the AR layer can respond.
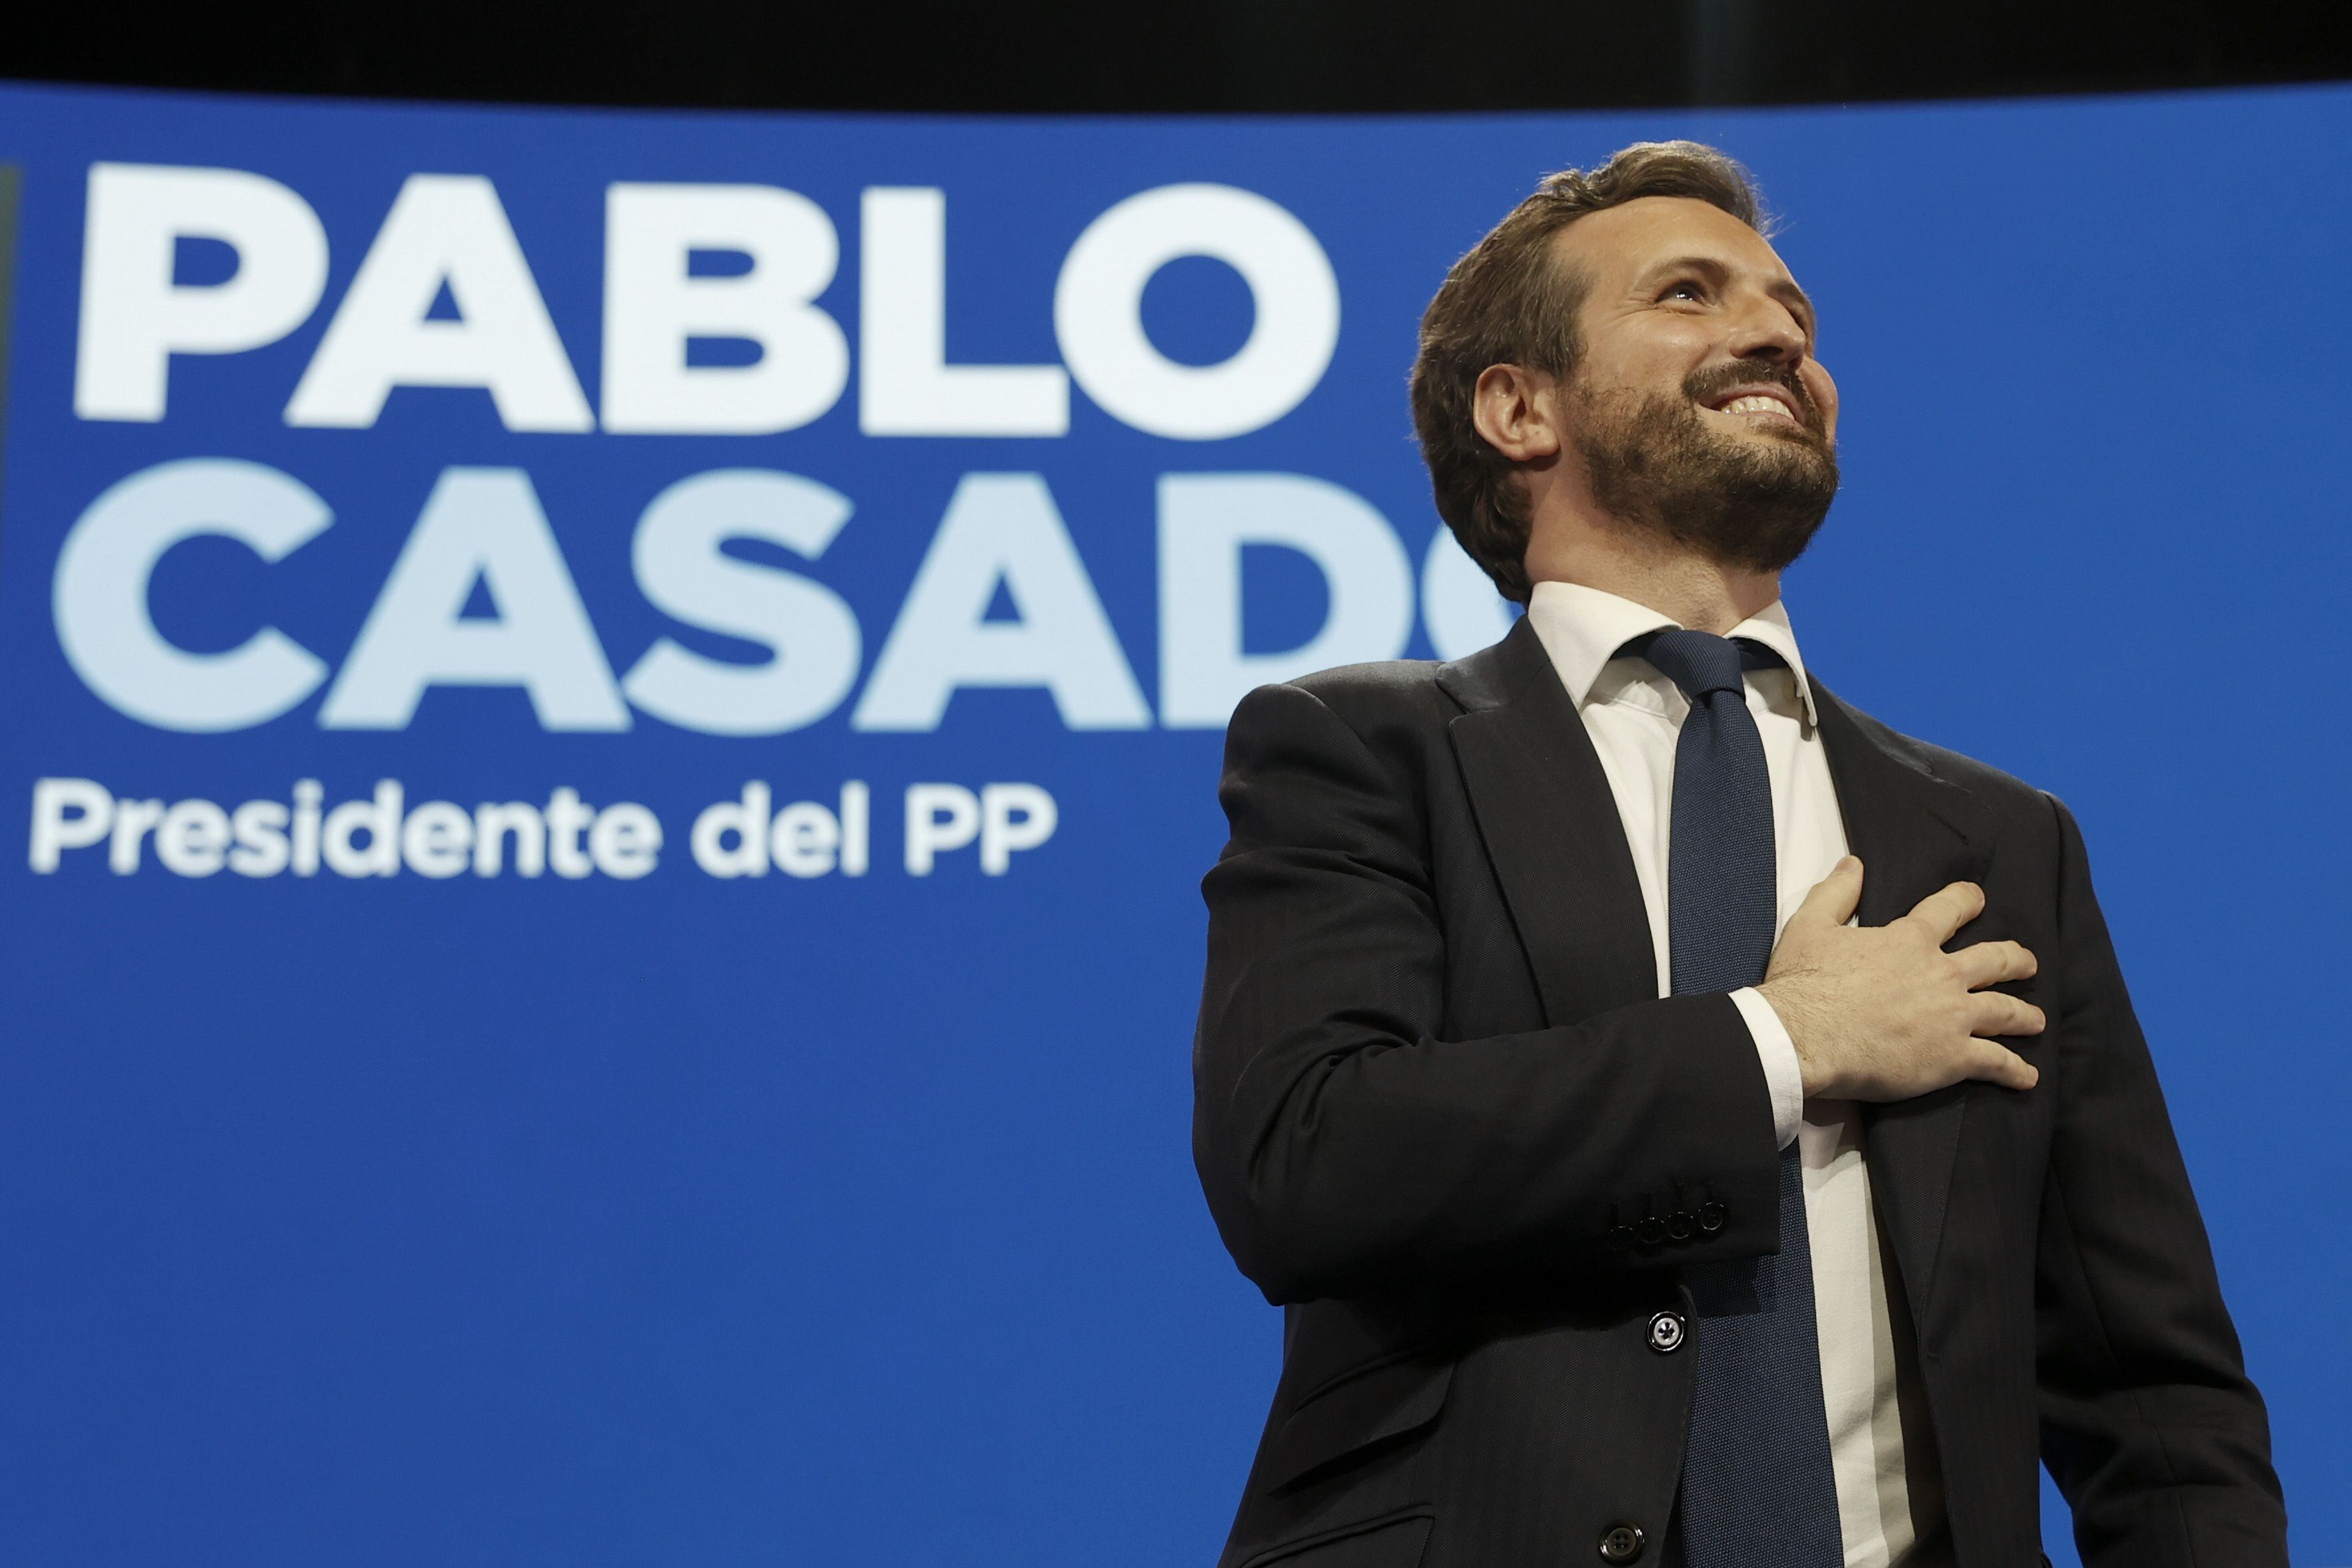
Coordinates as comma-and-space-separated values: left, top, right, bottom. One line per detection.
9, 0, 2352, 111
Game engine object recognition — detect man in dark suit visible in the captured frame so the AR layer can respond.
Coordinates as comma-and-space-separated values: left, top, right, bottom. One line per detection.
1191, 141, 2285, 1568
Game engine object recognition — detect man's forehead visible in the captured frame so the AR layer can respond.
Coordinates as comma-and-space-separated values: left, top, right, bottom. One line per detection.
1551, 195, 1791, 283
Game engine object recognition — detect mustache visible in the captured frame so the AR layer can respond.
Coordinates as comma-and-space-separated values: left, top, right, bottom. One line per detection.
1682, 362, 1827, 437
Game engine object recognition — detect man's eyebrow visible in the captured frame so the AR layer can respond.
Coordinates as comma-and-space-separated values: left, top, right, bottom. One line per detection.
1639, 254, 1732, 286
1639, 254, 1818, 333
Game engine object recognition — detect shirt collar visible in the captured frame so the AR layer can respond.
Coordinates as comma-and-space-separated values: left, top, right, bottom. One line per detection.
1524, 578, 1819, 730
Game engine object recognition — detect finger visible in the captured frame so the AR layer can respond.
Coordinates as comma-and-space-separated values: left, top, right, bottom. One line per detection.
1791, 856, 1864, 930
1903, 880, 1986, 946
1967, 992, 2047, 1038
1950, 940, 2038, 990
1961, 1040, 2040, 1092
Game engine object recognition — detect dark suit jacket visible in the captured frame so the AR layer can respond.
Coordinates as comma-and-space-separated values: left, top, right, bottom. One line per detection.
1191, 617, 2285, 1568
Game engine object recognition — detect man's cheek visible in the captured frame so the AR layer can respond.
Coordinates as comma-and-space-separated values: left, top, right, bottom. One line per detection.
1803, 365, 1839, 429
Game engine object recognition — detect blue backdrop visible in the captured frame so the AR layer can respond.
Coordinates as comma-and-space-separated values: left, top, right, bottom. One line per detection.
0, 81, 2342, 1567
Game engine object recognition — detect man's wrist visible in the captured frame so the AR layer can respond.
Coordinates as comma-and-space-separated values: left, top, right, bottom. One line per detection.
1757, 974, 1841, 1100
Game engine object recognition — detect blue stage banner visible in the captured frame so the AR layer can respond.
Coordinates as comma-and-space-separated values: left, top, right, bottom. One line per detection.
0, 81, 2343, 1567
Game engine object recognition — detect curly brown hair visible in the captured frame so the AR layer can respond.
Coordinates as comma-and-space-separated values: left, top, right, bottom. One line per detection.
1408, 141, 1767, 602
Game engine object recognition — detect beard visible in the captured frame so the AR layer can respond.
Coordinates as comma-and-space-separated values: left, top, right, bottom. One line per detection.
1568, 361, 1839, 572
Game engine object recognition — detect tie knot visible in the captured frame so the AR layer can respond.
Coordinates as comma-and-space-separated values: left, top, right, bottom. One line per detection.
1626, 628, 1783, 702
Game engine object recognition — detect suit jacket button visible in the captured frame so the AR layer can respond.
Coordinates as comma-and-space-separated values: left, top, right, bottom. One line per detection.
1697, 1201, 1726, 1233
1599, 1523, 1647, 1562
1665, 1209, 1696, 1242
1646, 1311, 1686, 1353
1635, 1216, 1667, 1247
1607, 1225, 1637, 1252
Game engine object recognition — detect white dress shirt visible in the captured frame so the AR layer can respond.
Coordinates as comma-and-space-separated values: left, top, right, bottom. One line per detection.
1524, 580, 1945, 1568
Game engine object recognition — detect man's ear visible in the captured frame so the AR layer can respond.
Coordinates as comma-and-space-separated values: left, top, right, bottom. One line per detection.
1472, 365, 1563, 462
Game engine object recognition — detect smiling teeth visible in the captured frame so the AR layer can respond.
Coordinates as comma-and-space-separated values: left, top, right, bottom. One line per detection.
1722, 394, 1792, 417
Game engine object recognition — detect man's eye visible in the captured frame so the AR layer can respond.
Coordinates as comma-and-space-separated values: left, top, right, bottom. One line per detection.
1662, 281, 1706, 303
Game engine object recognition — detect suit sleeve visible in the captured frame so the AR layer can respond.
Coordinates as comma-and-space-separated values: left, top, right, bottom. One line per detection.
1192, 680, 1782, 1305
2035, 794, 2288, 1565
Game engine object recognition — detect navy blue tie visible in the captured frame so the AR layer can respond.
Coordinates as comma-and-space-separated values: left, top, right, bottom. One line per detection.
1632, 629, 1844, 1568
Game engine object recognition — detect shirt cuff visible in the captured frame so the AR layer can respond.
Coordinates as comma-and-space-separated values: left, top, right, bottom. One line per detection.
1730, 986, 1803, 1151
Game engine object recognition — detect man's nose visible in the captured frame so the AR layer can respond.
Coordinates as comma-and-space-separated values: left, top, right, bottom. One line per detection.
1727, 297, 1808, 365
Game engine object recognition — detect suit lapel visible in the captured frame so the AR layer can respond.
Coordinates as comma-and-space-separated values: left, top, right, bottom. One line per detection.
1438, 618, 1659, 1027
1811, 682, 1986, 1318
1438, 630, 1981, 1315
